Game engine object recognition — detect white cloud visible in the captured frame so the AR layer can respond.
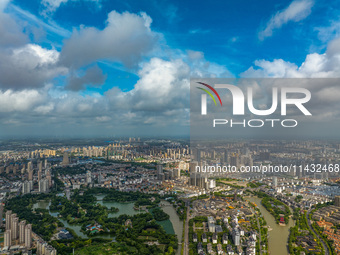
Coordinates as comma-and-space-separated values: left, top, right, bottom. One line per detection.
259, 0, 314, 40
0, 44, 67, 89
0, 89, 45, 112
0, 0, 10, 12
96, 116, 111, 122
0, 2, 69, 90
241, 36, 340, 123
41, 0, 68, 15
40, 0, 101, 17
0, 1, 27, 47
315, 20, 340, 43
9, 3, 71, 38
241, 37, 340, 78
59, 11, 158, 68
34, 103, 54, 114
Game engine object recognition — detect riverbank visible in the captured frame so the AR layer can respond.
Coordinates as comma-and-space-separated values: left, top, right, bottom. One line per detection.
246, 196, 295, 255
159, 200, 183, 255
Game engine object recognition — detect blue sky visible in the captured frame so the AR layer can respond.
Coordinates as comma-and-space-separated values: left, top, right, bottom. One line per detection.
10, 0, 335, 77
0, 0, 340, 137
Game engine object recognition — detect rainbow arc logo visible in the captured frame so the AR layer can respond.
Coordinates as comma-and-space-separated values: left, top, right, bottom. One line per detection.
196, 82, 222, 106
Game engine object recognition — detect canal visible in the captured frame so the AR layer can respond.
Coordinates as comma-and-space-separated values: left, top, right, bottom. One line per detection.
246, 196, 295, 255
159, 200, 183, 255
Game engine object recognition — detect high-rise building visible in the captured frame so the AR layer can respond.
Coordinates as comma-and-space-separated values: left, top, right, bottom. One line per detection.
192, 148, 201, 163
19, 220, 26, 244
29, 180, 33, 191
27, 162, 32, 172
38, 170, 42, 181
273, 177, 278, 187
230, 153, 240, 168
224, 149, 229, 163
11, 217, 18, 240
39, 178, 49, 193
189, 161, 198, 173
37, 240, 58, 255
4, 230, 11, 247
335, 196, 340, 207
232, 229, 240, 246
98, 173, 103, 184
38, 161, 42, 172
62, 152, 70, 165
0, 203, 3, 227
157, 164, 163, 180
173, 168, 181, 178
46, 174, 52, 188
86, 170, 92, 184
28, 170, 33, 181
190, 172, 197, 186
22, 181, 31, 194
5, 210, 12, 230
66, 189, 71, 200
25, 224, 32, 248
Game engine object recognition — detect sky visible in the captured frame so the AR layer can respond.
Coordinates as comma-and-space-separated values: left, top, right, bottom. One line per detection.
0, 0, 340, 138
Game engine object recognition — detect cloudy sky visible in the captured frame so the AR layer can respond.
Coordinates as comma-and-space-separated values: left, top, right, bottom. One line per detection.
0, 0, 340, 138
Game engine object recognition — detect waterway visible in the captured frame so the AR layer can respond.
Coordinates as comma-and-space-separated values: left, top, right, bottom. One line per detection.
246, 196, 295, 255
33, 200, 89, 239
159, 200, 183, 255
33, 196, 183, 254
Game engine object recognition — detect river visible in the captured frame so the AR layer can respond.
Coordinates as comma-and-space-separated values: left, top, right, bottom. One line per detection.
159, 200, 183, 255
246, 196, 294, 255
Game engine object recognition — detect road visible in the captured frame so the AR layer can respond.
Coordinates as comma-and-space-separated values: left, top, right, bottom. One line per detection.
183, 201, 190, 255
306, 209, 330, 255
249, 202, 262, 255
255, 213, 262, 255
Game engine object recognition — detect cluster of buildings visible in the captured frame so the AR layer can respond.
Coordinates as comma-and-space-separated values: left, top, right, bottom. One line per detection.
294, 234, 321, 253
58, 162, 168, 193
254, 177, 340, 211
85, 223, 104, 234
21, 160, 53, 195
56, 229, 73, 240
36, 240, 57, 255
192, 209, 258, 255
191, 140, 340, 181
315, 218, 340, 254
156, 164, 181, 181
312, 204, 340, 225
1, 210, 32, 253
55, 140, 190, 163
